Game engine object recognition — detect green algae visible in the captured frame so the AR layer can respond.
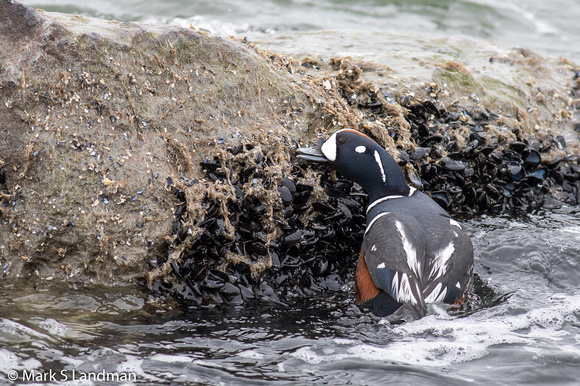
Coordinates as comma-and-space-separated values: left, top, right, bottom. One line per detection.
432, 67, 480, 92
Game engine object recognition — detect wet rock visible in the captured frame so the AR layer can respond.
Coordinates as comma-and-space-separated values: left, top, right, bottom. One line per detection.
1, 0, 359, 287
152, 140, 369, 308
5, 0, 577, 311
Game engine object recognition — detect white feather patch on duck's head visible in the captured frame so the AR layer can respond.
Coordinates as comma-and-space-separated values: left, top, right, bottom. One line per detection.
320, 131, 338, 161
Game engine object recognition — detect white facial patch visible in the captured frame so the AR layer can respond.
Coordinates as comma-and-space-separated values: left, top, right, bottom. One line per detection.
321, 132, 338, 161
374, 150, 387, 183
355, 145, 366, 153
377, 262, 385, 269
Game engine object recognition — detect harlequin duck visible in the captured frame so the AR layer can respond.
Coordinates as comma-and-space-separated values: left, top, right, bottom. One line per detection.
297, 129, 473, 320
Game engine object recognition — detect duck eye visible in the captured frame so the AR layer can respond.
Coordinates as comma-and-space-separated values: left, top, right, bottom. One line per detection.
337, 136, 346, 145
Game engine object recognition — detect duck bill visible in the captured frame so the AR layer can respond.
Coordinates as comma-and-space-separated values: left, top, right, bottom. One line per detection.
296, 146, 328, 163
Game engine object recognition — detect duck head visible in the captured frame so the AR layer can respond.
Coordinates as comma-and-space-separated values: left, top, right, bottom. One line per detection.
297, 129, 411, 202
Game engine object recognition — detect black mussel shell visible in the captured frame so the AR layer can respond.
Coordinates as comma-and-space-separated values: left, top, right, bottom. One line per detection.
526, 168, 547, 182
509, 141, 527, 153
523, 149, 541, 168
508, 164, 525, 181
441, 158, 466, 172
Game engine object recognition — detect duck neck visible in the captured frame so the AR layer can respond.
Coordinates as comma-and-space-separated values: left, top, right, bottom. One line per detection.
366, 181, 410, 203
362, 148, 410, 203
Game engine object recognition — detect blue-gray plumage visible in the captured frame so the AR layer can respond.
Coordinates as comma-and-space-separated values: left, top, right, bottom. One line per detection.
298, 129, 474, 320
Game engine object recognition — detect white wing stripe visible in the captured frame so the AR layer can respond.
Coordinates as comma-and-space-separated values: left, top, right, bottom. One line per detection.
450, 219, 462, 229
429, 241, 455, 280
396, 272, 417, 305
395, 220, 421, 279
424, 282, 443, 303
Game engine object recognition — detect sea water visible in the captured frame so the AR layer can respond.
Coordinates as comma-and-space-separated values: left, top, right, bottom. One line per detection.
2, 208, 580, 383
20, 0, 580, 64
4, 0, 580, 384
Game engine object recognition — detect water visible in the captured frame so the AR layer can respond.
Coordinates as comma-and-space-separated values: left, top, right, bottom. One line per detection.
5, 0, 580, 384
2, 207, 580, 384
20, 0, 580, 63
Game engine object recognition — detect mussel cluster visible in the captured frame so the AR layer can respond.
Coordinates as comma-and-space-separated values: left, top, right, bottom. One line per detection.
152, 68, 580, 309
399, 100, 579, 214
327, 58, 580, 215
151, 146, 368, 307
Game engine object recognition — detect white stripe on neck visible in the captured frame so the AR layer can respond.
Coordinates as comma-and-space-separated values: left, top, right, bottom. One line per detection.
366, 187, 416, 215
374, 150, 387, 183
365, 212, 390, 235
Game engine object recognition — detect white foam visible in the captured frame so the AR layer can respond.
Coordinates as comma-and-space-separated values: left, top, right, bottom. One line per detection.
116, 356, 149, 379
562, 226, 580, 236
290, 293, 580, 368
0, 348, 41, 371
150, 353, 193, 363
238, 350, 264, 360
1, 318, 49, 339
38, 318, 70, 338
141, 15, 251, 36
333, 338, 356, 345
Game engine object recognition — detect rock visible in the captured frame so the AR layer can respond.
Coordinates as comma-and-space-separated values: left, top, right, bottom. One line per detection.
2, 0, 579, 311
0, 0, 338, 284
